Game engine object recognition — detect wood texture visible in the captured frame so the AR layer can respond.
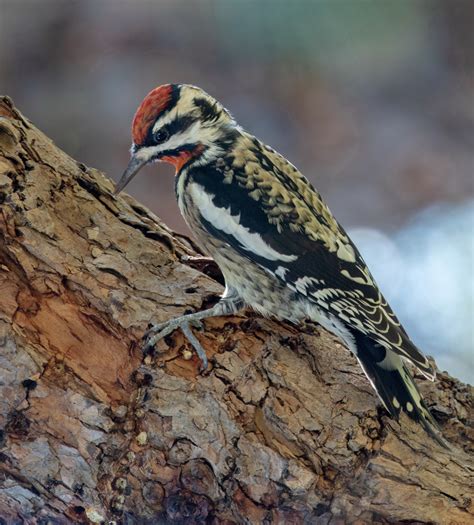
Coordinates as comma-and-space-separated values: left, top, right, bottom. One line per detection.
0, 96, 472, 525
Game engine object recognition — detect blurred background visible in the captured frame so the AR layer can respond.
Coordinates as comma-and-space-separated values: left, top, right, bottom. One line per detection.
0, 0, 472, 383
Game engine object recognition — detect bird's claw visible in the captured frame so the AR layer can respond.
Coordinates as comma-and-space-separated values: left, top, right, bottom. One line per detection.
190, 319, 204, 330
142, 317, 208, 372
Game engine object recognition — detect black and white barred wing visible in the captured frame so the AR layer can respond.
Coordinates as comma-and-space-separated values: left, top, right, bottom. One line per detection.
188, 164, 435, 380
263, 227, 435, 381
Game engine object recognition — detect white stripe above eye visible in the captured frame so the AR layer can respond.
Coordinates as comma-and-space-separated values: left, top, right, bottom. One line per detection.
189, 183, 298, 263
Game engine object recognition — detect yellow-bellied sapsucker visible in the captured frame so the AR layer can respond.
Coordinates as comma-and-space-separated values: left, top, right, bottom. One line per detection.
115, 84, 446, 446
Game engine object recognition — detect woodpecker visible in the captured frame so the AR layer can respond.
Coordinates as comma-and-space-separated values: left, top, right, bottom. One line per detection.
115, 84, 446, 446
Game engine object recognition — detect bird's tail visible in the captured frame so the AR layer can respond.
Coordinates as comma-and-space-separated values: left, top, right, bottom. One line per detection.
353, 332, 449, 448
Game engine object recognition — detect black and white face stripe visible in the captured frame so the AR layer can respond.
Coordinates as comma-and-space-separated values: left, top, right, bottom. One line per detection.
141, 115, 199, 150
138, 113, 201, 160
134, 87, 236, 166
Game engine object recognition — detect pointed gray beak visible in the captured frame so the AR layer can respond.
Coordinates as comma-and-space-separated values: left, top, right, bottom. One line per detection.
114, 154, 148, 195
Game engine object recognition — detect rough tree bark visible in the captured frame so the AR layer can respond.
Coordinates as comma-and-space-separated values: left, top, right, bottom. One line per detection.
0, 96, 472, 525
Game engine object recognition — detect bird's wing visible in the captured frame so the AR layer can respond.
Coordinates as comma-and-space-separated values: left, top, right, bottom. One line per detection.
189, 135, 435, 379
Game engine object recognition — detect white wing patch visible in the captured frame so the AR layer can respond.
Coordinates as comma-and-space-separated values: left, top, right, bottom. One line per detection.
275, 266, 289, 279
291, 276, 326, 296
189, 183, 298, 263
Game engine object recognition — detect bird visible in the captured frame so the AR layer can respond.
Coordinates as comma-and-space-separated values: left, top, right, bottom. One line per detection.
115, 83, 446, 446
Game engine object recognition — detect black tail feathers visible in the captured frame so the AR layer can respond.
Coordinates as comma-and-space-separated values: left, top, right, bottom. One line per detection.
353, 332, 449, 448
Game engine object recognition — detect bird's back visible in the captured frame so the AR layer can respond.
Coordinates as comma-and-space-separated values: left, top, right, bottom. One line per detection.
179, 130, 434, 380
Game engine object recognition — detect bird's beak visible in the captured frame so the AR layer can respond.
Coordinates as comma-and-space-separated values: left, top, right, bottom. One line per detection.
114, 154, 148, 195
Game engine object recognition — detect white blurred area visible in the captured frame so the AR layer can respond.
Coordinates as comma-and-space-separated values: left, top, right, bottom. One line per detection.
350, 200, 474, 383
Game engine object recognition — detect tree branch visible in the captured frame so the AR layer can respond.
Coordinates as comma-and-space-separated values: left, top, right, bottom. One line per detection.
0, 96, 472, 524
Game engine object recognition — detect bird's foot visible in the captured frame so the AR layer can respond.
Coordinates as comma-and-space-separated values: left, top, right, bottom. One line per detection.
142, 314, 208, 371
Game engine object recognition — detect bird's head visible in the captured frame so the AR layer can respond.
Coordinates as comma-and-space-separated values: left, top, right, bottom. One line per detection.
115, 84, 235, 194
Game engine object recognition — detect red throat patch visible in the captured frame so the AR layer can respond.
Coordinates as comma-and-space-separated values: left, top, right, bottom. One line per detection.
132, 84, 175, 146
161, 144, 205, 174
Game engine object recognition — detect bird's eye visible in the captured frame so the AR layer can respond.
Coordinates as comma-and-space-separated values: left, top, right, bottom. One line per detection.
153, 129, 169, 144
